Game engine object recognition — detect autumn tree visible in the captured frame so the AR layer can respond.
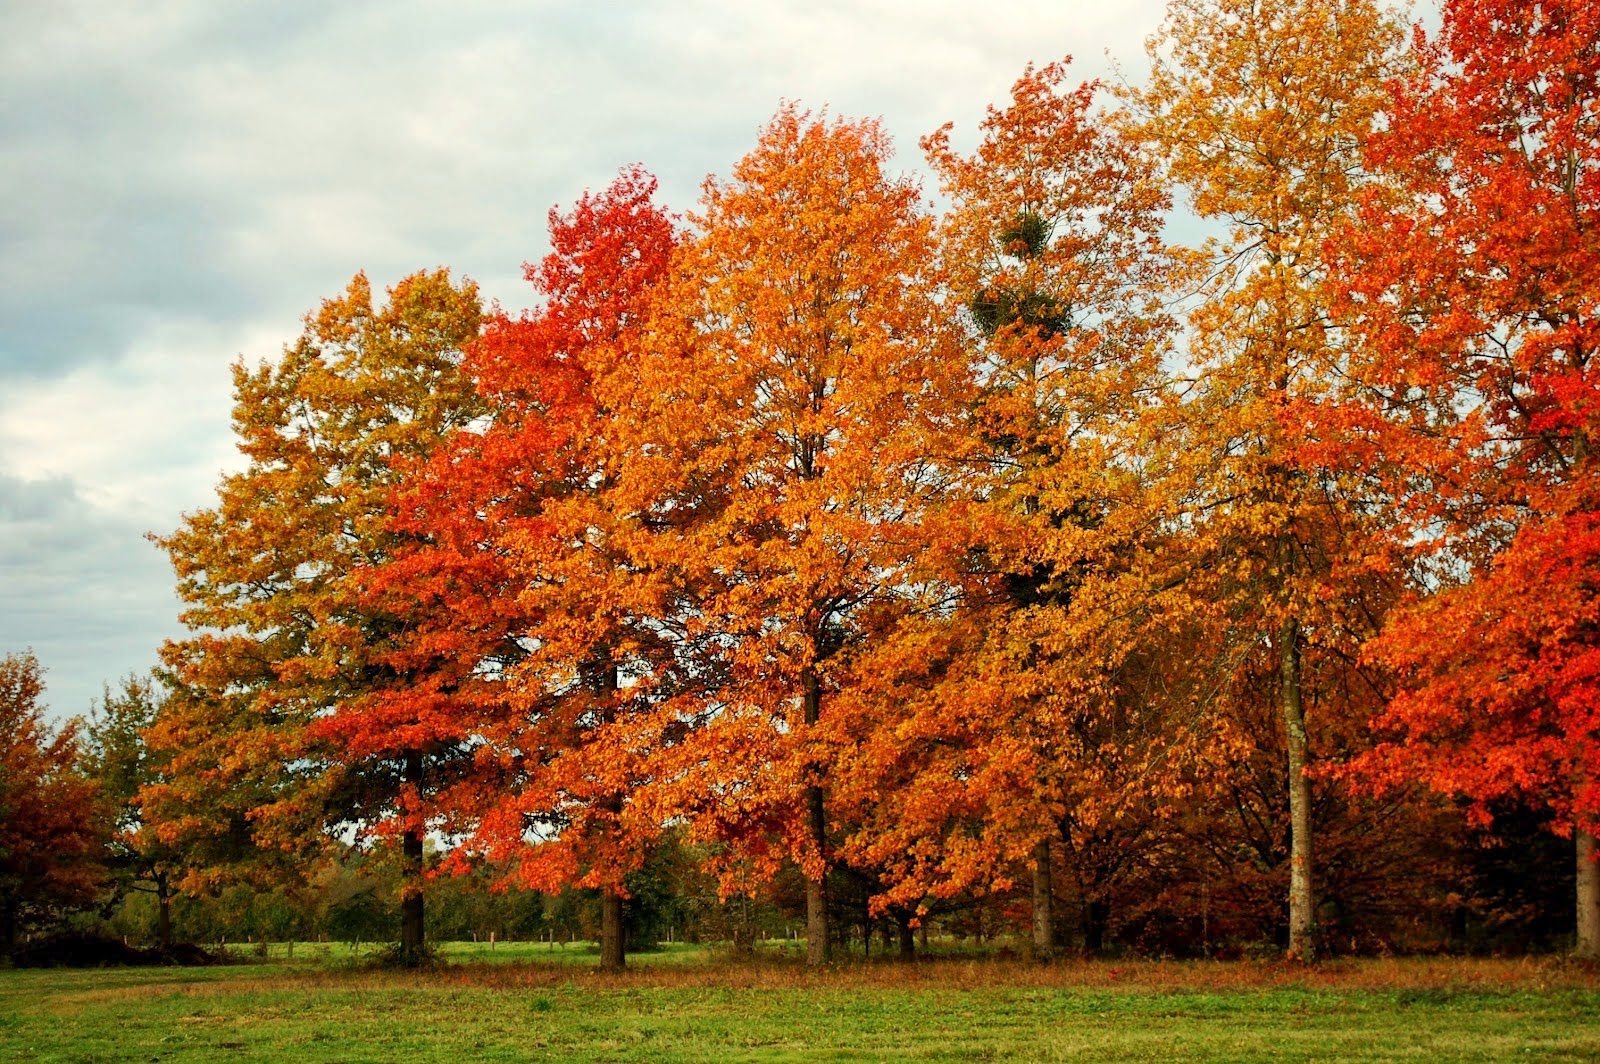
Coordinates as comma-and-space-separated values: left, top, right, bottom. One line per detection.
146, 270, 483, 965
84, 672, 183, 949
827, 59, 1191, 960
391, 167, 680, 971
1129, 0, 1407, 959
1330, 0, 1600, 955
0, 651, 105, 954
615, 107, 960, 965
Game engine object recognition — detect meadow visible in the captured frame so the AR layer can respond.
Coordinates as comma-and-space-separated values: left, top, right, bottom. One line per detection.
4, 944, 1600, 1062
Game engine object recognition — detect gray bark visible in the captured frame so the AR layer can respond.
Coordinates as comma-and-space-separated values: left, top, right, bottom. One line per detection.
1281, 616, 1315, 961
1577, 829, 1599, 959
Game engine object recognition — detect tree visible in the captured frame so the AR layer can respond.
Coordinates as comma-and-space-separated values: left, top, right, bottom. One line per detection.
1129, 0, 1406, 959
1331, 0, 1600, 955
146, 270, 484, 965
827, 58, 1191, 960
1351, 514, 1600, 946
84, 673, 182, 949
0, 651, 105, 954
617, 107, 961, 965
395, 166, 680, 971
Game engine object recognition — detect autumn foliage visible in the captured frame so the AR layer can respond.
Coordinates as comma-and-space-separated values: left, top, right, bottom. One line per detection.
0, 652, 106, 953
116, 0, 1600, 967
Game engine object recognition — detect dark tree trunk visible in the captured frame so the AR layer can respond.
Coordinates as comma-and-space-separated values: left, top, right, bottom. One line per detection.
802, 661, 832, 966
1081, 899, 1108, 955
1032, 837, 1055, 962
601, 888, 626, 971
897, 914, 915, 960
598, 662, 627, 972
155, 872, 173, 951
399, 749, 426, 966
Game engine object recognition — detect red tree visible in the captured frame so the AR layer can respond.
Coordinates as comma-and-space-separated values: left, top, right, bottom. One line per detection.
0, 652, 105, 954
1332, 0, 1600, 953
378, 166, 679, 970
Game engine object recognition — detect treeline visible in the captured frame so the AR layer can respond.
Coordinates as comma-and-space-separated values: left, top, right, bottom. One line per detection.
7, 0, 1597, 970
72, 829, 807, 958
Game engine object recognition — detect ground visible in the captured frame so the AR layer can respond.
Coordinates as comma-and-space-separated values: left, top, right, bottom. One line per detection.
3, 943, 1599, 1062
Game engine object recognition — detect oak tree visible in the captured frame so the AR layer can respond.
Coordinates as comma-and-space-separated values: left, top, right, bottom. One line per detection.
398, 167, 679, 971
830, 59, 1191, 959
617, 108, 960, 965
85, 673, 182, 949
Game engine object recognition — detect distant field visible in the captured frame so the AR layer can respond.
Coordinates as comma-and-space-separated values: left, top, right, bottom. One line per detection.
4, 947, 1600, 1062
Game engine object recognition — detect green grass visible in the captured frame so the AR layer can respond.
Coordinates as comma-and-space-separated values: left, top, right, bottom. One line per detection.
4, 949, 1599, 1062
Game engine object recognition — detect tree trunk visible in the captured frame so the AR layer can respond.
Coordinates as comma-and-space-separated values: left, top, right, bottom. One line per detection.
399, 749, 426, 966
1281, 616, 1315, 961
897, 914, 915, 960
597, 658, 629, 972
156, 873, 173, 951
600, 888, 626, 971
1578, 829, 1600, 959
802, 661, 832, 965
1032, 837, 1055, 962
1082, 899, 1108, 955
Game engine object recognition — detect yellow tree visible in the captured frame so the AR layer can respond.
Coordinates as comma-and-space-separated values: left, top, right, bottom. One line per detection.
1128, 0, 1407, 959
616, 107, 961, 965
146, 270, 483, 965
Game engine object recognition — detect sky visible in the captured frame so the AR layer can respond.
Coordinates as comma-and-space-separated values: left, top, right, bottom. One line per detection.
0, 0, 1170, 722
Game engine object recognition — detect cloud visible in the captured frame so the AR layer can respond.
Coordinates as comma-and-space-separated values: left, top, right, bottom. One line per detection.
0, 0, 1169, 719
2, 1, 1164, 377
0, 471, 177, 718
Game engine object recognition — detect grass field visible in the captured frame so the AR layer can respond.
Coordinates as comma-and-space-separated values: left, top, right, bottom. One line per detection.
4, 945, 1600, 1062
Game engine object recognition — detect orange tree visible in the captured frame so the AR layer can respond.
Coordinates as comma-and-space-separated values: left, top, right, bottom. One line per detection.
146, 270, 483, 965
1331, 0, 1600, 955
612, 107, 962, 965
827, 60, 1195, 959
1128, 0, 1407, 959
